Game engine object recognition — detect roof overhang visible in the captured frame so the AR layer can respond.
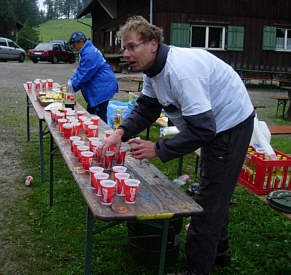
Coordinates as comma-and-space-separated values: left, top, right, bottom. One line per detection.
77, 0, 117, 19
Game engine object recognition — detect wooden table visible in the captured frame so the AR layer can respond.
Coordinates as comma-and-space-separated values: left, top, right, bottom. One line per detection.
268, 125, 291, 135
43, 110, 202, 275
270, 96, 289, 119
126, 75, 143, 92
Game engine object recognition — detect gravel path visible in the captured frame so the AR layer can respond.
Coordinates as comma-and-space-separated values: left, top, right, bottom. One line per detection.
0, 61, 289, 274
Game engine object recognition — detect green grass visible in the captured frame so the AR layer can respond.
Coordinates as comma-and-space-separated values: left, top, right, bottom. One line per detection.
36, 18, 92, 43
2, 92, 291, 274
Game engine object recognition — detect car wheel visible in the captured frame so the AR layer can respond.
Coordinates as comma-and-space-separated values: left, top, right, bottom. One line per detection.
52, 56, 58, 64
18, 54, 25, 63
33, 59, 38, 63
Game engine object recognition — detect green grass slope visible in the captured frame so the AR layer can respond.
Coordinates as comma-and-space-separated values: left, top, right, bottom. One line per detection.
37, 18, 92, 43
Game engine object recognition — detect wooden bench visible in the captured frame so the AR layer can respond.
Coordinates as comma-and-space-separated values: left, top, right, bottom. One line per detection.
270, 96, 289, 119
268, 125, 291, 135
119, 87, 141, 96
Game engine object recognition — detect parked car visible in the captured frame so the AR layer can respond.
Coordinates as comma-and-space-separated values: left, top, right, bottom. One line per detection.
0, 37, 26, 62
28, 42, 75, 64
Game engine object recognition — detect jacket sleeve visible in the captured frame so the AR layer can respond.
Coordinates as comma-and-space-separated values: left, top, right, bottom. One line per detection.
71, 49, 104, 92
155, 110, 216, 162
118, 94, 162, 141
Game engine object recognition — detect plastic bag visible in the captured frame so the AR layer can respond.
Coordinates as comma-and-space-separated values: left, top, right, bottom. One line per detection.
249, 115, 276, 159
107, 100, 131, 129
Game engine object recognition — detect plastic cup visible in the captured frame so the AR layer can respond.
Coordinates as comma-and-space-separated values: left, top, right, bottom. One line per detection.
81, 151, 94, 171
73, 140, 85, 157
47, 79, 53, 90
103, 151, 115, 171
26, 81, 32, 91
115, 172, 130, 196
72, 121, 81, 136
77, 110, 86, 118
64, 108, 72, 117
41, 80, 47, 91
58, 118, 67, 133
50, 109, 58, 123
94, 172, 109, 196
77, 145, 89, 162
89, 167, 104, 189
124, 179, 140, 204
34, 81, 40, 92
79, 116, 89, 129
105, 130, 113, 137
100, 180, 116, 205
63, 123, 72, 139
84, 121, 93, 135
116, 146, 127, 165
91, 115, 100, 126
55, 112, 65, 122
69, 136, 81, 152
88, 137, 99, 151
88, 125, 98, 137
112, 166, 127, 181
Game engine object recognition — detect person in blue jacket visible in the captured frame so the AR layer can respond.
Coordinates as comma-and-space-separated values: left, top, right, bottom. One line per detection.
67, 31, 118, 122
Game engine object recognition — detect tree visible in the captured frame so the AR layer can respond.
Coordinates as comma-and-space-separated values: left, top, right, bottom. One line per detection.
17, 21, 40, 50
0, 0, 16, 37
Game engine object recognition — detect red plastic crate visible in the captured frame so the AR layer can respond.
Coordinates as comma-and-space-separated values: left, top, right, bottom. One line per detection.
239, 146, 291, 195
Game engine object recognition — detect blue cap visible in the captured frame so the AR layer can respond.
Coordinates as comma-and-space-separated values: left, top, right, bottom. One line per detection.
69, 31, 87, 45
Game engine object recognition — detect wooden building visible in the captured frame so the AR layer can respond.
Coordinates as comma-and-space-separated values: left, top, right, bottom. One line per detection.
77, 0, 291, 78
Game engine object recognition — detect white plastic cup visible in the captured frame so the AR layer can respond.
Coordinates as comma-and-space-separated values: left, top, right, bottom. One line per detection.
94, 172, 109, 196
115, 172, 130, 196
124, 179, 140, 204
100, 180, 116, 205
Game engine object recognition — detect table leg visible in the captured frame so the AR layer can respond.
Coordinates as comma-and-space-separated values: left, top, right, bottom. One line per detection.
194, 155, 200, 176
26, 94, 30, 142
282, 100, 287, 120
49, 133, 54, 207
159, 219, 169, 275
276, 100, 280, 117
39, 119, 45, 184
85, 207, 94, 275
177, 156, 183, 177
146, 127, 150, 140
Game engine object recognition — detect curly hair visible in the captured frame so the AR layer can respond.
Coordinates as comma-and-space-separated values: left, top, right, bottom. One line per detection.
117, 16, 164, 43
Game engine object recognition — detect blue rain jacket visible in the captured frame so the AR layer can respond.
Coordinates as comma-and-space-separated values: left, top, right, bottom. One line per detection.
71, 40, 118, 108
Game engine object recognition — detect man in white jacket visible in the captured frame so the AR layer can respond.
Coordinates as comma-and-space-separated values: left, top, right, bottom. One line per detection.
100, 16, 254, 275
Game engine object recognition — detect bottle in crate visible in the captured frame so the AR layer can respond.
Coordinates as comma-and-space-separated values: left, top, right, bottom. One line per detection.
113, 109, 122, 130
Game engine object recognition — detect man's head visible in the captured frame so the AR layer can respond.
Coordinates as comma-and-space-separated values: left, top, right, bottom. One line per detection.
69, 31, 87, 51
117, 16, 164, 72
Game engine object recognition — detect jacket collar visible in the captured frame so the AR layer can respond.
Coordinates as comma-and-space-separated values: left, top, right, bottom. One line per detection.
144, 43, 170, 78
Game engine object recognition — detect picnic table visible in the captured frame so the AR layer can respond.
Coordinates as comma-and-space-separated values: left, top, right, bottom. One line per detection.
126, 75, 143, 92
23, 88, 203, 274
270, 96, 289, 120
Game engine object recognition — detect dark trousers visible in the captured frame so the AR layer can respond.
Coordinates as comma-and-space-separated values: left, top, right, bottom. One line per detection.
186, 113, 254, 274
87, 100, 109, 123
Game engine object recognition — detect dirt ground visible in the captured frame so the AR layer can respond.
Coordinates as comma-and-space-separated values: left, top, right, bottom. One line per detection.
0, 61, 289, 274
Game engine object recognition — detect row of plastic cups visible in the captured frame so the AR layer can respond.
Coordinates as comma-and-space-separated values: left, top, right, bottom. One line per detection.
27, 79, 53, 92
89, 166, 140, 205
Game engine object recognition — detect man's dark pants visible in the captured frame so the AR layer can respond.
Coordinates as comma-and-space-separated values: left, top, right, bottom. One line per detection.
87, 100, 109, 123
186, 113, 254, 274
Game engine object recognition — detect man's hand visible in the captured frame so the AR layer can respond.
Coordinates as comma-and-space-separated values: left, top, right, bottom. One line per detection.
100, 128, 124, 158
128, 138, 157, 159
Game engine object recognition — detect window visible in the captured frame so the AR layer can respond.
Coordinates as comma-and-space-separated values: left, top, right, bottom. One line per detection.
0, 39, 7, 46
191, 25, 225, 50
276, 28, 291, 51
8, 41, 18, 48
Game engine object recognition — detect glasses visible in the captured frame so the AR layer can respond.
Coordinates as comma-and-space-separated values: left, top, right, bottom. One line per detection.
123, 41, 145, 52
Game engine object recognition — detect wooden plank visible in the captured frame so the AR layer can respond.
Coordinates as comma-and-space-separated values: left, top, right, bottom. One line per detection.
268, 125, 291, 135
119, 87, 141, 95
44, 109, 202, 221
